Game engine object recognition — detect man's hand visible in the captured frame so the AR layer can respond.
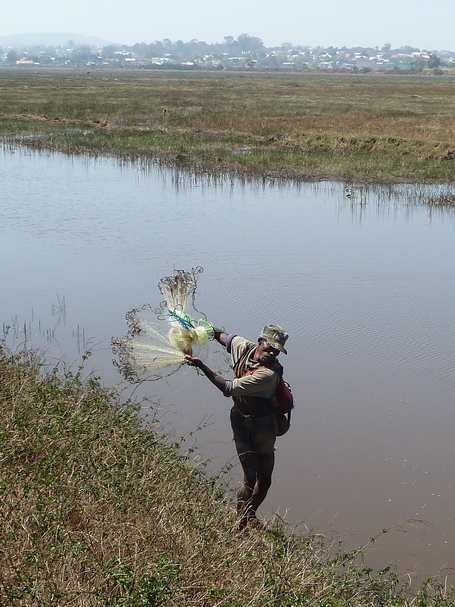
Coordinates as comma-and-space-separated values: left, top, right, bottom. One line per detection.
184, 355, 203, 368
184, 355, 228, 393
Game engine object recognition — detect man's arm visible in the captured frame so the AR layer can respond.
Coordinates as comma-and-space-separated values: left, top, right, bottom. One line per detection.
213, 328, 229, 347
184, 355, 228, 393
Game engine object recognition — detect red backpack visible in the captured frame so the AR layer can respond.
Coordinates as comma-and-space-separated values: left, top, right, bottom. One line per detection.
269, 361, 294, 419
275, 374, 294, 417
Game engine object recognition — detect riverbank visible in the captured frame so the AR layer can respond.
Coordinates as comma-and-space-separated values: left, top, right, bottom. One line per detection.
2, 68, 455, 185
0, 345, 453, 606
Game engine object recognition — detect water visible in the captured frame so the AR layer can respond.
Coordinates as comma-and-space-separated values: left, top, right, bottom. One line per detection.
2, 146, 455, 583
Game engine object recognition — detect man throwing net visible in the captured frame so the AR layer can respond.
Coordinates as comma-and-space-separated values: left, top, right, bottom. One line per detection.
185, 324, 289, 530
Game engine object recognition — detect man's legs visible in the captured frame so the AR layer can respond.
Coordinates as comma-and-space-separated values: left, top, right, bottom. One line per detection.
251, 451, 275, 513
231, 411, 277, 527
236, 451, 275, 526
236, 449, 258, 523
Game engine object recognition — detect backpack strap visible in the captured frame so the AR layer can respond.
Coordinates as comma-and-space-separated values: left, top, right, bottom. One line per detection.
233, 344, 256, 378
267, 360, 283, 377
240, 360, 282, 408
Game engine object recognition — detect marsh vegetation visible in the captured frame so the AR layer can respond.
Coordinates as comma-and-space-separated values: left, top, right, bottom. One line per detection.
2, 68, 455, 184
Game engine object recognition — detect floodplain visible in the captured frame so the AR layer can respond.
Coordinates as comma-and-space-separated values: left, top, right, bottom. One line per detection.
2, 67, 455, 184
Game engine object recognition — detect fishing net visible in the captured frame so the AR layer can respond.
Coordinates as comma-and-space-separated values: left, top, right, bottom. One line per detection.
112, 267, 214, 382
157, 267, 202, 315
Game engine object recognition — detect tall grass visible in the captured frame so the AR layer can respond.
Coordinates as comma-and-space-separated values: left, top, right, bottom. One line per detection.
1, 345, 454, 606
1, 68, 455, 183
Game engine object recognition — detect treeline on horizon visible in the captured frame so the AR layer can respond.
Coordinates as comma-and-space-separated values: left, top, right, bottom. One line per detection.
2, 34, 452, 71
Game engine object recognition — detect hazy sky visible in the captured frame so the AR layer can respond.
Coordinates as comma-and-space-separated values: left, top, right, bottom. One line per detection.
2, 0, 454, 50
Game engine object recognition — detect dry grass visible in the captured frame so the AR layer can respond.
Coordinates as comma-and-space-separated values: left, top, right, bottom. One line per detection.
1, 68, 455, 182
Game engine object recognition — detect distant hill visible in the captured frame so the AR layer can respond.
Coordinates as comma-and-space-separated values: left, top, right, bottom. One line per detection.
0, 33, 114, 49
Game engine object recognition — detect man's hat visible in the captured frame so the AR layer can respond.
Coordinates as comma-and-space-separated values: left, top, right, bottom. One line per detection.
259, 324, 289, 355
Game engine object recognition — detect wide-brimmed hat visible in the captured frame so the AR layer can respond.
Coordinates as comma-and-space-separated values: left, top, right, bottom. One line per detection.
259, 324, 289, 355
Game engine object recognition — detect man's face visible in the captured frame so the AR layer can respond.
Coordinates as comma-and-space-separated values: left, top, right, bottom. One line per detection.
255, 338, 280, 363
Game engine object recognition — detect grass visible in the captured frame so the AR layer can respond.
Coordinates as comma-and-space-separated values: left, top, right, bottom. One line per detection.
2, 68, 455, 183
1, 345, 455, 606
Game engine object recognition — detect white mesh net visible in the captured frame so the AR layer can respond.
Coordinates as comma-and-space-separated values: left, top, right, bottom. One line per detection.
112, 267, 213, 382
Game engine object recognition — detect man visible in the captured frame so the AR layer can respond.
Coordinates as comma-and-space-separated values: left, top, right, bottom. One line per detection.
185, 324, 289, 529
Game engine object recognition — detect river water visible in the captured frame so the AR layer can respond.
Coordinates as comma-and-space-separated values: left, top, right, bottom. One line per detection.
2, 146, 455, 583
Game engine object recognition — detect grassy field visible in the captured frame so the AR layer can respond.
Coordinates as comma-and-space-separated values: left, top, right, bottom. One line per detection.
1, 345, 454, 606
2, 67, 455, 184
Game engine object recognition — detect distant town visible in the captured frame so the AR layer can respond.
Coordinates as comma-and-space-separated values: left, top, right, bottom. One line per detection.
2, 34, 454, 72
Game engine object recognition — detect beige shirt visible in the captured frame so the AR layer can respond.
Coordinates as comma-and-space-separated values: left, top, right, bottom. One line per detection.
225, 335, 278, 398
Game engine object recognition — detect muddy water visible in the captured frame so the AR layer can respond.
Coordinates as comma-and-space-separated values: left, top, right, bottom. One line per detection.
2, 146, 455, 582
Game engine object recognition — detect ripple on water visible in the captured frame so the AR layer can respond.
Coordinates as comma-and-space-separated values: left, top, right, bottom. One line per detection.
3, 147, 455, 579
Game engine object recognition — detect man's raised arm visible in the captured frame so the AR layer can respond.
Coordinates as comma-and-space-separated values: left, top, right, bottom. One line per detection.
213, 328, 229, 347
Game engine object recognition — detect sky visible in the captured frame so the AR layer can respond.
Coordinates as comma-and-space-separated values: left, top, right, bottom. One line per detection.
1, 0, 454, 51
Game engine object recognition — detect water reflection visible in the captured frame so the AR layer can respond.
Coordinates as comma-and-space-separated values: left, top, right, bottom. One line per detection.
2, 146, 455, 582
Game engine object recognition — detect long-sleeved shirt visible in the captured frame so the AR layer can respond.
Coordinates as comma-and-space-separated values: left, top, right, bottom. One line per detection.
222, 334, 280, 417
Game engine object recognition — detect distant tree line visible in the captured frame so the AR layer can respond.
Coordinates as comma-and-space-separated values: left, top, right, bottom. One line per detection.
1, 34, 453, 72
